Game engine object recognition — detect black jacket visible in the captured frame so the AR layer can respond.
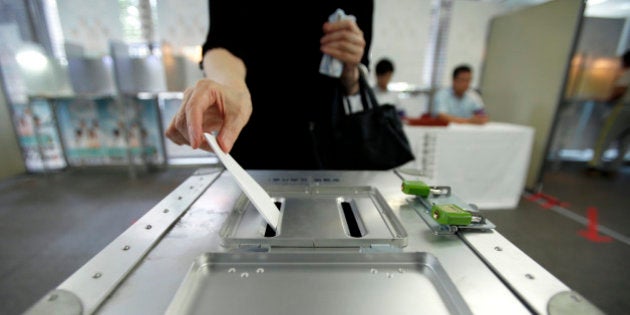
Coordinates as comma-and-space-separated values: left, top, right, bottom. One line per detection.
201, 1, 374, 169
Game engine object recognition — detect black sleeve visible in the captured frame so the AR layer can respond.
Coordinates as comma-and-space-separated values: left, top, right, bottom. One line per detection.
199, 1, 373, 71
347, 0, 373, 70
199, 0, 244, 70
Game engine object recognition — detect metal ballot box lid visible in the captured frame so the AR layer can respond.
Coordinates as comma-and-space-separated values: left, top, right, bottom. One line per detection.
220, 185, 408, 249
23, 169, 603, 315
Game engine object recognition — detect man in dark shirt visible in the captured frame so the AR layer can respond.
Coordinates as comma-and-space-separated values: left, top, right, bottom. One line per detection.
166, 1, 373, 169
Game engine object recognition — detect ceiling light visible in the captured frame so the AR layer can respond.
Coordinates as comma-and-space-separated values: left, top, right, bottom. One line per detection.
15, 49, 49, 73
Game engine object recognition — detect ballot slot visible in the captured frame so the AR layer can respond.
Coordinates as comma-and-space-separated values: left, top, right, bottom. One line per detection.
220, 185, 408, 249
263, 200, 283, 238
338, 198, 366, 238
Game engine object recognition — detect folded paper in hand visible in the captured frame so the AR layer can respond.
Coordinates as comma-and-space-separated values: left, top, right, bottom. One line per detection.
319, 8, 355, 78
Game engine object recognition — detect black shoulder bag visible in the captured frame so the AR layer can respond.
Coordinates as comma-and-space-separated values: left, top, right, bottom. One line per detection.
313, 71, 415, 170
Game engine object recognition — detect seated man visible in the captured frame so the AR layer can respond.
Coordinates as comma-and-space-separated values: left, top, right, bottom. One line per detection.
433, 64, 488, 124
373, 58, 403, 115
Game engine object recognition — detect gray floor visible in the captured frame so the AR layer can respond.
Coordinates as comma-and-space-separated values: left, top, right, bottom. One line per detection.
480, 163, 630, 315
0, 163, 628, 315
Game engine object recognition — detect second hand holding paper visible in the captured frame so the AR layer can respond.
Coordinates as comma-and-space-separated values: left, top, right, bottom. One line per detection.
204, 133, 279, 231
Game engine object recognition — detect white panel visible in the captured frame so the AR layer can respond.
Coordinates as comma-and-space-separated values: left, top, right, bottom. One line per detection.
480, 0, 584, 189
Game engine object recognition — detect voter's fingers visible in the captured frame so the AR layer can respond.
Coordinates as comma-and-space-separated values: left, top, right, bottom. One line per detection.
166, 87, 194, 146
165, 78, 252, 154
321, 20, 365, 65
165, 80, 224, 151
216, 88, 251, 153
185, 80, 222, 149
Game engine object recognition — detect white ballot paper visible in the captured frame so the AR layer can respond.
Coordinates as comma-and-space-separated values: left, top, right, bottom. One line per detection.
319, 8, 356, 78
204, 133, 279, 231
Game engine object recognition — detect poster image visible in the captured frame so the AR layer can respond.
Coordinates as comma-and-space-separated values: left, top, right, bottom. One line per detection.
13, 100, 66, 171
56, 96, 165, 167
100, 98, 165, 166
56, 98, 107, 166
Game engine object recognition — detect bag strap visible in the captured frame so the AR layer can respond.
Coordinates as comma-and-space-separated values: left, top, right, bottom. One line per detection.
346, 68, 382, 111
331, 66, 382, 124
357, 70, 379, 111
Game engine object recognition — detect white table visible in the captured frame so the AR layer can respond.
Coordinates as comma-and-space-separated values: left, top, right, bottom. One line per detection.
401, 122, 535, 209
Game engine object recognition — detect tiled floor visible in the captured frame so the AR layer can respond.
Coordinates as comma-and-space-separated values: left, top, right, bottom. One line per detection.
481, 163, 630, 315
0, 163, 628, 315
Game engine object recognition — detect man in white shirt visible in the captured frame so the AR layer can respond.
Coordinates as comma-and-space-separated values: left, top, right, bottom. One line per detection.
373, 58, 402, 114
433, 64, 488, 124
586, 50, 630, 178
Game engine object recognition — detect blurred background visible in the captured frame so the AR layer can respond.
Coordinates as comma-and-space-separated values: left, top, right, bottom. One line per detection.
0, 0, 629, 314
0, 0, 628, 181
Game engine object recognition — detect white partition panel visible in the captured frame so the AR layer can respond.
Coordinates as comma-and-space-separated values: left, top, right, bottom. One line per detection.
480, 0, 585, 189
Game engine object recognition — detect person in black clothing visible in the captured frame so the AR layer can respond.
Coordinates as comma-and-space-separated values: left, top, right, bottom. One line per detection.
165, 1, 374, 169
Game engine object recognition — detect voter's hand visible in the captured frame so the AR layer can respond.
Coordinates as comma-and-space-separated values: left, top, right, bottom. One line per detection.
320, 19, 365, 69
165, 79, 252, 153
321, 18, 366, 94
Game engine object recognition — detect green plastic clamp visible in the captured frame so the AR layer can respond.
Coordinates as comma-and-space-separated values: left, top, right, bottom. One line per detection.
431, 204, 472, 226
401, 180, 430, 197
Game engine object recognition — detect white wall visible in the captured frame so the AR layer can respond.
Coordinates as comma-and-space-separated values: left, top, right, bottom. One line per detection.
156, 0, 208, 48
442, 0, 506, 89
371, 0, 432, 86
57, 0, 123, 56
55, 0, 504, 90
371, 0, 505, 90
57, 0, 208, 56
53, 0, 518, 95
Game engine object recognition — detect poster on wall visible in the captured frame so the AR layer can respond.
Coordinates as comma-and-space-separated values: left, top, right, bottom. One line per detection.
56, 97, 165, 167
12, 100, 67, 172
56, 98, 109, 166
94, 97, 165, 166
126, 97, 165, 166
96, 97, 129, 165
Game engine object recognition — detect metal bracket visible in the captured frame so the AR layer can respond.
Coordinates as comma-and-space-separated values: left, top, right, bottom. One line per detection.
29, 169, 222, 315
407, 196, 496, 235
429, 185, 451, 197
23, 289, 83, 315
